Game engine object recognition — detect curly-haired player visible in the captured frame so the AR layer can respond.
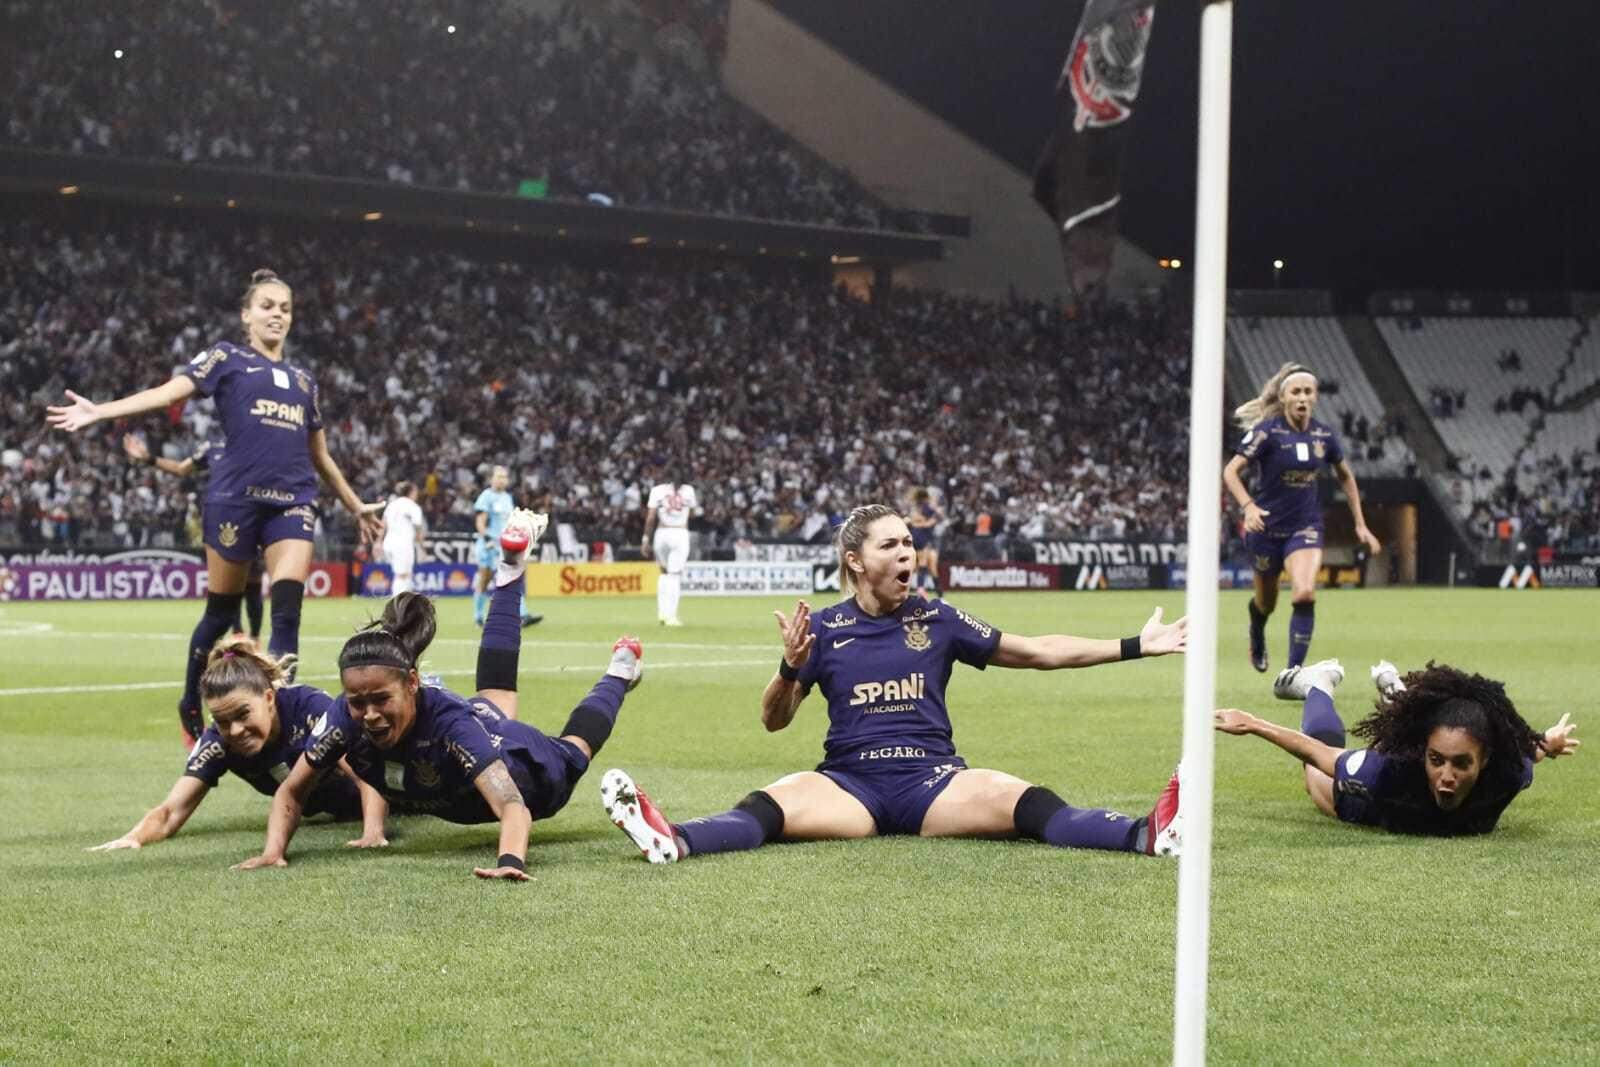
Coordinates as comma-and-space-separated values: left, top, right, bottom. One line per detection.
1215, 659, 1579, 836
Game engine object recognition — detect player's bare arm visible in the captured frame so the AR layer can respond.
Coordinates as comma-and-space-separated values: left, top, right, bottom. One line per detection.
762, 601, 814, 731
234, 756, 325, 870
471, 760, 532, 881
989, 608, 1188, 669
89, 776, 210, 851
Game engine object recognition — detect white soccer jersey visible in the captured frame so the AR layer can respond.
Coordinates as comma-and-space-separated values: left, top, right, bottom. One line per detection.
647, 483, 698, 529
382, 495, 425, 547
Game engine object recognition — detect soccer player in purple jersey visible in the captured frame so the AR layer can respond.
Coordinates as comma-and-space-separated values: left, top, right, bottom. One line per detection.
89, 639, 387, 852
1214, 659, 1579, 836
123, 432, 266, 644
600, 504, 1189, 864
48, 269, 382, 745
1222, 362, 1381, 694
234, 511, 645, 881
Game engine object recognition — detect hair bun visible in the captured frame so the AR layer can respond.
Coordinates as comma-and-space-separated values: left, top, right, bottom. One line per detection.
250, 268, 279, 284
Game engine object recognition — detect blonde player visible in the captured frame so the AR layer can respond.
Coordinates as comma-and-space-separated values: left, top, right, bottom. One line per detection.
642, 473, 698, 626
380, 481, 426, 596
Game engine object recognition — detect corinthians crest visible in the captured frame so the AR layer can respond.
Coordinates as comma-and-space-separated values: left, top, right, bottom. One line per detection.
412, 760, 442, 788
217, 521, 239, 548
903, 621, 932, 652
1313, 440, 1326, 459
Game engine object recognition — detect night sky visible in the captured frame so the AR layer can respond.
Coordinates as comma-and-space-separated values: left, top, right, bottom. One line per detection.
775, 0, 1600, 295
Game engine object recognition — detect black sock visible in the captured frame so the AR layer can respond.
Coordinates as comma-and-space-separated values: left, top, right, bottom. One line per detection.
182, 592, 244, 728
244, 583, 264, 639
1248, 599, 1267, 638
268, 579, 305, 660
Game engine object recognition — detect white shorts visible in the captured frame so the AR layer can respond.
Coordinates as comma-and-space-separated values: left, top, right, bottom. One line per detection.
652, 528, 690, 574
383, 540, 416, 575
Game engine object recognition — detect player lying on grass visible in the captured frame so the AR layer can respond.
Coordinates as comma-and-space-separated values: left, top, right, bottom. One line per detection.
1214, 658, 1580, 835
90, 641, 387, 851
601, 503, 1188, 864
235, 510, 645, 880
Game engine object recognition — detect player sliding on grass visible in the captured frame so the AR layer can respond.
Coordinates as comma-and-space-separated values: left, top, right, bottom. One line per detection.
89, 641, 387, 852
601, 503, 1189, 863
1214, 658, 1580, 835
235, 510, 645, 880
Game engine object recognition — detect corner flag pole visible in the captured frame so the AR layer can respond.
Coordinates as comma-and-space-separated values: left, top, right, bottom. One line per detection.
1174, 2, 1233, 1064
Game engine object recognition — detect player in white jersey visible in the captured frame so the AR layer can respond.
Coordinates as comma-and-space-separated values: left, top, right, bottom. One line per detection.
643, 477, 698, 626
379, 481, 426, 596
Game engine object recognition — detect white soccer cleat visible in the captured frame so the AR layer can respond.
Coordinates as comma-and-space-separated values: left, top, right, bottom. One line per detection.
1146, 762, 1184, 858
600, 768, 680, 864
661, 617, 684, 628
1274, 658, 1344, 701
605, 636, 644, 690
1370, 660, 1405, 699
494, 509, 547, 585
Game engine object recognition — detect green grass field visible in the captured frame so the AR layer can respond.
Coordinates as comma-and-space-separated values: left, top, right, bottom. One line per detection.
1, 588, 1596, 1064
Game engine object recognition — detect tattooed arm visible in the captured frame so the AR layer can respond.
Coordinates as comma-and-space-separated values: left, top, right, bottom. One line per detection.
471, 759, 532, 881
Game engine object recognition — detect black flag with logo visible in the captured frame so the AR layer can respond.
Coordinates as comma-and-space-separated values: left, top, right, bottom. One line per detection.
1032, 0, 1157, 301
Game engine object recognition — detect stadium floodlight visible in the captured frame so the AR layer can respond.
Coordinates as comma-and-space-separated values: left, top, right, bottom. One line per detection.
1273, 258, 1285, 270
1174, 2, 1231, 1064
113, 49, 124, 59
1171, 258, 1183, 269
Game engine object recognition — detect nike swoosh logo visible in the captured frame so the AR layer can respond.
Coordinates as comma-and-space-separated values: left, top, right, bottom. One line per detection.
245, 367, 268, 373
833, 637, 856, 648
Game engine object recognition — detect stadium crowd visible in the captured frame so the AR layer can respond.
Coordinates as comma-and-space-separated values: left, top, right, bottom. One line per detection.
1, 214, 1191, 554
1463, 448, 1600, 555
1, 0, 897, 231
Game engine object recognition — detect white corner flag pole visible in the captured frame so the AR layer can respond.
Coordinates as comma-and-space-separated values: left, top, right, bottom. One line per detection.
1174, 2, 1233, 1064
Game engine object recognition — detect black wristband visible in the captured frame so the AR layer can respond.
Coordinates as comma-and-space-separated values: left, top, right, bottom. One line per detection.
497, 852, 525, 872
1120, 636, 1143, 661
777, 658, 800, 681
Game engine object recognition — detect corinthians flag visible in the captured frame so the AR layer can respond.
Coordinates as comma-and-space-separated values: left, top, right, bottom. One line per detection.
1032, 0, 1157, 300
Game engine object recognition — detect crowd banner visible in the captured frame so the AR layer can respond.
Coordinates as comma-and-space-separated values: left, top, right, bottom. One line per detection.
1028, 540, 1187, 566
360, 562, 477, 597
942, 562, 1063, 591
0, 556, 208, 601
525, 562, 657, 598
682, 562, 814, 597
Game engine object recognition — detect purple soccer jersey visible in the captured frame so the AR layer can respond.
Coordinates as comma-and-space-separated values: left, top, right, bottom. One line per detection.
304, 686, 581, 824
1333, 746, 1534, 836
1235, 415, 1344, 535
183, 684, 358, 817
181, 340, 323, 507
797, 597, 1002, 767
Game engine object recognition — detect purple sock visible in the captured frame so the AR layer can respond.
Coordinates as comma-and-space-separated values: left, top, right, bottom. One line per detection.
676, 810, 767, 856
482, 577, 523, 652
1300, 687, 1346, 747
1287, 601, 1315, 668
560, 675, 629, 755
1016, 785, 1143, 852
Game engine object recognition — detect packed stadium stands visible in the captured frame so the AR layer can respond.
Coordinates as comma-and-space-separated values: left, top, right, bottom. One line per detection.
0, 213, 1192, 553
0, 0, 901, 231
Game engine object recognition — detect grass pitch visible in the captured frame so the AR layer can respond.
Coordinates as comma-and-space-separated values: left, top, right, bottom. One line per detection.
1, 589, 1596, 1064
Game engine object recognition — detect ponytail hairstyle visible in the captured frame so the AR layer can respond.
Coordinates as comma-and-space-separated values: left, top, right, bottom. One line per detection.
835, 503, 900, 595
1233, 361, 1315, 430
338, 592, 437, 677
199, 636, 298, 704
240, 267, 290, 310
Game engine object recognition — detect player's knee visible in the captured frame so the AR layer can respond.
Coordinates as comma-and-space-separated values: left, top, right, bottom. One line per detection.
1012, 785, 1067, 841
734, 790, 785, 843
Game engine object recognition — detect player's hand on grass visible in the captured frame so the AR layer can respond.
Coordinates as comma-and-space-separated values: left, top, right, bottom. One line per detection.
774, 600, 815, 671
46, 390, 103, 432
88, 836, 141, 852
1213, 708, 1260, 735
1242, 501, 1268, 533
472, 864, 530, 881
1542, 713, 1580, 758
1138, 607, 1188, 656
232, 854, 288, 871
1355, 524, 1382, 554
345, 833, 390, 849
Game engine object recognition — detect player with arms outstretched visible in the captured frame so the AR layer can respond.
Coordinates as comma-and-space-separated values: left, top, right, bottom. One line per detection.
642, 469, 697, 627
124, 433, 266, 645
235, 511, 645, 880
1223, 362, 1380, 693
1215, 659, 1579, 836
602, 504, 1188, 864
49, 268, 380, 744
473, 465, 539, 627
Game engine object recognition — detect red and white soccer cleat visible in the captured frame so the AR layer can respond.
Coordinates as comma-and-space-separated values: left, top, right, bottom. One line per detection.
600, 768, 680, 864
605, 636, 644, 691
1145, 761, 1185, 857
498, 508, 548, 559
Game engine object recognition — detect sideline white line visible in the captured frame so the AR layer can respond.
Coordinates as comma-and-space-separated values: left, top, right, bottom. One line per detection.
1, 629, 771, 651
0, 658, 771, 698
